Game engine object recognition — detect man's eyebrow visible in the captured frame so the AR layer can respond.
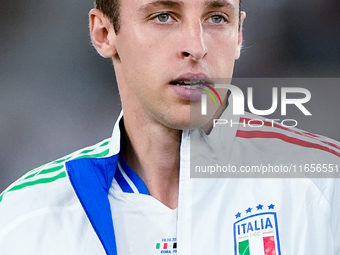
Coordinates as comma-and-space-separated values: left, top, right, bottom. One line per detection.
138, 0, 184, 12
205, 0, 236, 10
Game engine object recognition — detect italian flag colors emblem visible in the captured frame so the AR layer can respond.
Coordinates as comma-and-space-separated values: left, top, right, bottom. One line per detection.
234, 212, 281, 255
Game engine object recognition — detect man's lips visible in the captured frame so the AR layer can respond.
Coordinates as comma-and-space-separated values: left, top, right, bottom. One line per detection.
169, 73, 213, 101
169, 73, 213, 88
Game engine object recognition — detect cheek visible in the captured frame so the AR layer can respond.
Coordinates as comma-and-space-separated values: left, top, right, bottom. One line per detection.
117, 41, 169, 98
207, 35, 239, 75
118, 32, 168, 73
207, 29, 240, 52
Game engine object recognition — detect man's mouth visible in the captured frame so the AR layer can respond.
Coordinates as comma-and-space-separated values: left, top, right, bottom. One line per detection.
169, 73, 214, 101
169, 80, 212, 89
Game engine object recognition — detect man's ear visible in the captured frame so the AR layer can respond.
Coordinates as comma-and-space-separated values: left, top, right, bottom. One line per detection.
235, 11, 246, 60
89, 9, 117, 58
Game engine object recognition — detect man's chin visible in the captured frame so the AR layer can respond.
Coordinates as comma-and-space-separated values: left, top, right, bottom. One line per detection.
156, 103, 222, 131
161, 114, 216, 131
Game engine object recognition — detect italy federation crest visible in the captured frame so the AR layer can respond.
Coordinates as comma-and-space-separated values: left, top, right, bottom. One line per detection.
233, 204, 281, 255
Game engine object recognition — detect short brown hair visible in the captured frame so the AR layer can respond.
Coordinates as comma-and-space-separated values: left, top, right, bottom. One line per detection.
95, 0, 242, 33
95, 0, 121, 33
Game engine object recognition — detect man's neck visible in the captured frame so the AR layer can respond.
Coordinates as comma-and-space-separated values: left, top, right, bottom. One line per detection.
121, 113, 181, 209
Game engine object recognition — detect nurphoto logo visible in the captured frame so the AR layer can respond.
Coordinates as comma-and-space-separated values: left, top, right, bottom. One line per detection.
201, 84, 312, 128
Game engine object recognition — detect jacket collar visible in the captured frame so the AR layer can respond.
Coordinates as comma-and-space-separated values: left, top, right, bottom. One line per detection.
65, 102, 237, 254
66, 112, 124, 255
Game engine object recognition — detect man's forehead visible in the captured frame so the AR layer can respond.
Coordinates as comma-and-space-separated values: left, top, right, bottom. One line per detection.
135, 0, 238, 12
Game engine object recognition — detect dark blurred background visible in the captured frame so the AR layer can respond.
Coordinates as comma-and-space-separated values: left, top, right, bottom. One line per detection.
1, 0, 340, 191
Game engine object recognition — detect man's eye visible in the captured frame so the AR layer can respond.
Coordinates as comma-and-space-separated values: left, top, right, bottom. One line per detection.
210, 15, 226, 24
156, 13, 171, 23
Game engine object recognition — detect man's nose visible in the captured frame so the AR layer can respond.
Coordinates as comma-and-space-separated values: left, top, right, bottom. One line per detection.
180, 20, 207, 61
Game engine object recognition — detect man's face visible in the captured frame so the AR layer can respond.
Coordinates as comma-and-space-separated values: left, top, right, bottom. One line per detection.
112, 0, 244, 129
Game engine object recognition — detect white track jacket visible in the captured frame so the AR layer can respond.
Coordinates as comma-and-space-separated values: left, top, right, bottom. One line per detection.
1, 106, 340, 255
